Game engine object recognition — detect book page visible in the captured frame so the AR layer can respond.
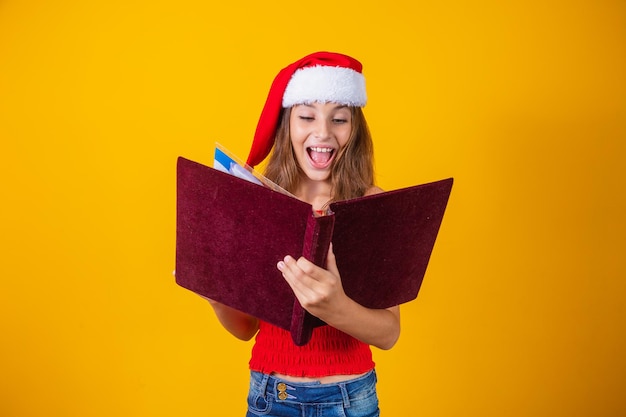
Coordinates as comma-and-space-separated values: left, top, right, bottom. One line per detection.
213, 142, 295, 197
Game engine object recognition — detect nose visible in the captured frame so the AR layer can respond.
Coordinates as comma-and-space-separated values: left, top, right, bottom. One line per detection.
314, 118, 331, 139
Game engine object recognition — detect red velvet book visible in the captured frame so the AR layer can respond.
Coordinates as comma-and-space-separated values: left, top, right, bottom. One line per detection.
175, 156, 453, 345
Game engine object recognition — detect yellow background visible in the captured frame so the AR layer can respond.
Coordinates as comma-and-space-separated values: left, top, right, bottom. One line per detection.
1, 1, 624, 416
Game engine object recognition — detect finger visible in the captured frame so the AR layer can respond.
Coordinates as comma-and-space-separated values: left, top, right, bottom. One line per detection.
280, 255, 306, 277
296, 256, 320, 276
278, 256, 318, 291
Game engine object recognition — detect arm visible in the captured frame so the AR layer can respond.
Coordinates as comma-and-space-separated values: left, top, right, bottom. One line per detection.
200, 296, 259, 341
277, 244, 401, 350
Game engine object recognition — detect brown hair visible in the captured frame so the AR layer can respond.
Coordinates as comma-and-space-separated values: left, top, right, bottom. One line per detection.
263, 107, 375, 202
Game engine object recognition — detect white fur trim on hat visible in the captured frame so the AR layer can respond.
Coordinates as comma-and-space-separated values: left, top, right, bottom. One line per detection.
282, 65, 367, 108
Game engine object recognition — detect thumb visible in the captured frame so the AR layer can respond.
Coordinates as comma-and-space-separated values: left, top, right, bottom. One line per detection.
326, 243, 340, 277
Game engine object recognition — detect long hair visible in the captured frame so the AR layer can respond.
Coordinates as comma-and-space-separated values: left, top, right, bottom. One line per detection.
263, 106, 375, 202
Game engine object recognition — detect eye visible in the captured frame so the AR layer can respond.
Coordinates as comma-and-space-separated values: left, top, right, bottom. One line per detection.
298, 116, 315, 121
332, 118, 348, 124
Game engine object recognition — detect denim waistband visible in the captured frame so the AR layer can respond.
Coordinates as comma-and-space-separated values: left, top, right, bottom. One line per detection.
249, 370, 377, 407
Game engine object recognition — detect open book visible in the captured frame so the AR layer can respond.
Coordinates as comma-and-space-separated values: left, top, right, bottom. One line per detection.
175, 148, 453, 345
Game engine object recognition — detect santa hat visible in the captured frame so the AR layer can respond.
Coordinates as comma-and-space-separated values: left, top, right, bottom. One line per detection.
246, 51, 367, 167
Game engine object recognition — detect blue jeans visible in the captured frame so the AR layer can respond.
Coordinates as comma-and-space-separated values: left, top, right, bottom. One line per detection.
246, 370, 380, 417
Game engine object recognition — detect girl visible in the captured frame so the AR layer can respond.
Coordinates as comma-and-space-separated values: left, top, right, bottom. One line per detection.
208, 51, 399, 417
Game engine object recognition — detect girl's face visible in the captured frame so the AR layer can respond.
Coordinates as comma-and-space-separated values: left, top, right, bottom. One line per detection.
289, 102, 352, 183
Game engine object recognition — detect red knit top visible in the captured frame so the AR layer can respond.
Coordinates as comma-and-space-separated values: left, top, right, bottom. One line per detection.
249, 321, 375, 377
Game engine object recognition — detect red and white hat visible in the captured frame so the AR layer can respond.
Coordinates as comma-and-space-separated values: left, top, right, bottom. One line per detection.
246, 51, 367, 167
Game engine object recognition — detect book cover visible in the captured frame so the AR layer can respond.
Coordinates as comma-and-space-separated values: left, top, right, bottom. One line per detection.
175, 156, 453, 345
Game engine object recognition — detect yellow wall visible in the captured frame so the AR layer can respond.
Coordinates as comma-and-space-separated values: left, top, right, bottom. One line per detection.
1, 1, 624, 416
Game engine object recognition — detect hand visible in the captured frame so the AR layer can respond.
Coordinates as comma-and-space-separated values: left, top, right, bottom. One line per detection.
278, 244, 401, 350
277, 243, 348, 321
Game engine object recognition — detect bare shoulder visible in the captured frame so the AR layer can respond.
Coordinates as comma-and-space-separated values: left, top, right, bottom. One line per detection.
364, 185, 385, 196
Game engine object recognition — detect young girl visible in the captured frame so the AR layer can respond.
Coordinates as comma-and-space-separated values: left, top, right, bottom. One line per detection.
207, 51, 399, 417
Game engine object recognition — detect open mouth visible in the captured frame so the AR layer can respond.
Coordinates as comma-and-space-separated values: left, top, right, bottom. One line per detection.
307, 146, 335, 169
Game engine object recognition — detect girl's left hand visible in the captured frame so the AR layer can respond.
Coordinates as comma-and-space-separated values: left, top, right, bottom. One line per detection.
277, 243, 347, 322
278, 243, 401, 350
